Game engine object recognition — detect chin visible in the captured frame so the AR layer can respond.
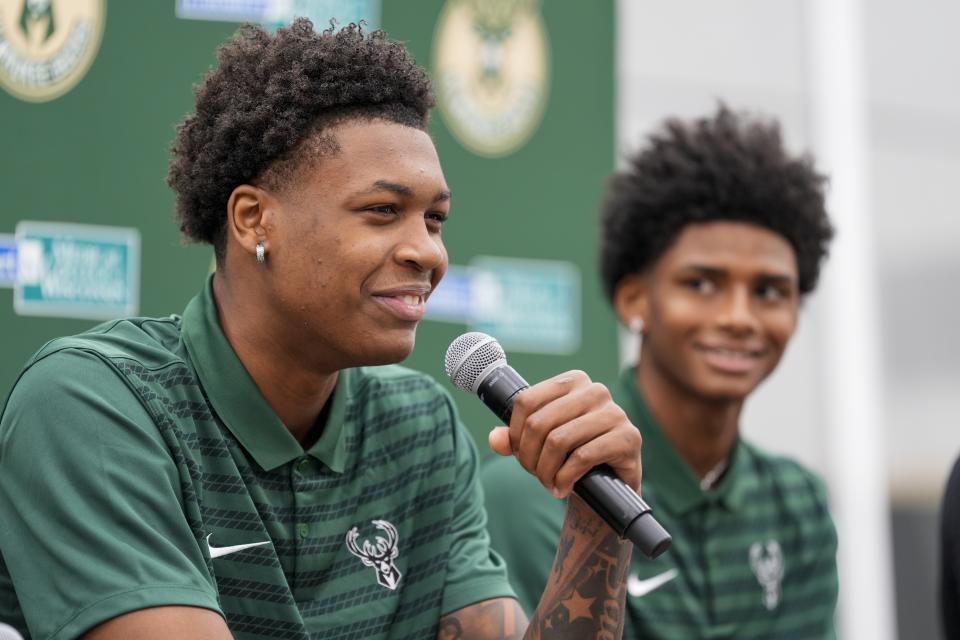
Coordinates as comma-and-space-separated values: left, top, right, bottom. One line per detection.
694, 376, 759, 403
357, 336, 416, 367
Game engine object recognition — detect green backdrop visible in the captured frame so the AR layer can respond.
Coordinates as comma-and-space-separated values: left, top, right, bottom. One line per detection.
0, 1, 617, 449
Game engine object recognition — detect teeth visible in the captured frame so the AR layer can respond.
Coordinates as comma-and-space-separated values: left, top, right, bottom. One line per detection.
710, 348, 752, 358
401, 295, 421, 305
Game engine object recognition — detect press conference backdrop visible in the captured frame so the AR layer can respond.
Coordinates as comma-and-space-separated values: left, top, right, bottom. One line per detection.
0, 0, 617, 448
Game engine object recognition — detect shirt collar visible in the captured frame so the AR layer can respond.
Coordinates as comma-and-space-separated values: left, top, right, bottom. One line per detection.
181, 275, 351, 473
613, 368, 750, 515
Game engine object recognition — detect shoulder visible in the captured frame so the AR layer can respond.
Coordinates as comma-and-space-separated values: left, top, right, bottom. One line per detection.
2, 316, 187, 438
740, 440, 834, 520
26, 314, 186, 375
742, 440, 828, 490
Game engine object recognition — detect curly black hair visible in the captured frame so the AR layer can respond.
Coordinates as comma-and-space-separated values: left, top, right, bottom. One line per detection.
167, 19, 436, 261
599, 104, 833, 301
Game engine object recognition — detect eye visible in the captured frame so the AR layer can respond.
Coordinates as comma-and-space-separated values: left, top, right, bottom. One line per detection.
756, 282, 790, 301
686, 277, 716, 295
423, 211, 448, 234
367, 204, 398, 216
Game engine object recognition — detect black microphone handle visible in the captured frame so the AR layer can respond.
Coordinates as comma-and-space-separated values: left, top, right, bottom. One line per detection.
476, 365, 671, 559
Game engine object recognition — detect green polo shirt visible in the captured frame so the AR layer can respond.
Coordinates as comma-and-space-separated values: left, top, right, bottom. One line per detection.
0, 277, 513, 639
481, 368, 838, 639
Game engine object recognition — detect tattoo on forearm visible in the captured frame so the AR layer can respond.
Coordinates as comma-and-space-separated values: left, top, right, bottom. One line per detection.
437, 617, 463, 639
527, 496, 632, 639
436, 500, 630, 640
566, 497, 603, 537
554, 534, 574, 577
438, 599, 526, 640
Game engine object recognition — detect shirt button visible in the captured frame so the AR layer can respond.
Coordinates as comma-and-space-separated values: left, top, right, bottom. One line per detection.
296, 458, 310, 474
298, 523, 310, 538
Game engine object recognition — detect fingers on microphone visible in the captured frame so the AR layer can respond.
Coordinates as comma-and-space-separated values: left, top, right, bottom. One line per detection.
488, 426, 512, 456
553, 428, 644, 497
512, 375, 603, 476
533, 413, 609, 493
508, 371, 588, 454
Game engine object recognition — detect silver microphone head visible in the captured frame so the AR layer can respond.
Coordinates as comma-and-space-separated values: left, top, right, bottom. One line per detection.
0, 623, 24, 640
444, 332, 507, 393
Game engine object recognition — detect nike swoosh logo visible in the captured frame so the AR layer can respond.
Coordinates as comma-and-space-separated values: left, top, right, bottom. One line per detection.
627, 568, 678, 597
206, 533, 270, 559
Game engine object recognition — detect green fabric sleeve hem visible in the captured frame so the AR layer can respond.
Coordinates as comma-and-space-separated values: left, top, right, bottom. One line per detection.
48, 585, 222, 640
440, 579, 517, 618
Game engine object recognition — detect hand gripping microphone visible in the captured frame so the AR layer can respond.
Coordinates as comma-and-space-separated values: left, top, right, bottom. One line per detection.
445, 332, 672, 559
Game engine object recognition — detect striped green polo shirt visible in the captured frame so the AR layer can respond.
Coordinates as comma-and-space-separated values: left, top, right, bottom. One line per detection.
0, 277, 513, 639
482, 368, 838, 639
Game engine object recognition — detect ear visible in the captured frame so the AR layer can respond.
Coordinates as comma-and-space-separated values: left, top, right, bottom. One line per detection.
613, 273, 649, 329
225, 184, 276, 260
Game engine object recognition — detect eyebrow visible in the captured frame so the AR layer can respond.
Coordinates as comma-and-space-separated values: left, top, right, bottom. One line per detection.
683, 264, 796, 284
362, 180, 451, 203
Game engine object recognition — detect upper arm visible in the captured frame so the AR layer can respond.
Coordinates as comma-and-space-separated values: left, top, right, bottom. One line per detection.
438, 401, 516, 615
437, 597, 528, 640
0, 350, 220, 638
83, 606, 232, 640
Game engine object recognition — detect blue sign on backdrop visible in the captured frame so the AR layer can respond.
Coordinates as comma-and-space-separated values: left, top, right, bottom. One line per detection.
424, 265, 472, 323
14, 222, 140, 321
469, 256, 580, 355
0, 235, 15, 287
424, 256, 581, 355
176, 0, 379, 28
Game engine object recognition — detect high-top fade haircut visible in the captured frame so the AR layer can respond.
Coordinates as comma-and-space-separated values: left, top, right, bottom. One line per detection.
599, 104, 834, 301
167, 19, 436, 263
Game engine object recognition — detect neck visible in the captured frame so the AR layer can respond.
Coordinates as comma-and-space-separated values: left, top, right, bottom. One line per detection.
213, 271, 337, 445
635, 359, 741, 481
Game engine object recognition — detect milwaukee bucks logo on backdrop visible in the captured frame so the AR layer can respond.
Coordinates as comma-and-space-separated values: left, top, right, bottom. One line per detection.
345, 519, 403, 590
0, 0, 105, 102
749, 539, 784, 610
432, 0, 550, 158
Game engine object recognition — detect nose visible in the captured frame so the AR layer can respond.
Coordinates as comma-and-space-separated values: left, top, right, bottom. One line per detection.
717, 284, 760, 336
394, 217, 446, 274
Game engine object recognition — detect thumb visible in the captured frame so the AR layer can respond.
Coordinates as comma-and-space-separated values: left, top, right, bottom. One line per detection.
488, 426, 512, 456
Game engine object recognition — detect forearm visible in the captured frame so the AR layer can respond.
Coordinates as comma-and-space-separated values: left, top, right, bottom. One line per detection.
525, 494, 632, 639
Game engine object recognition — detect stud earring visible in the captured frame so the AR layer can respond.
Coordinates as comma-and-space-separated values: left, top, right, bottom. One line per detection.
255, 241, 265, 264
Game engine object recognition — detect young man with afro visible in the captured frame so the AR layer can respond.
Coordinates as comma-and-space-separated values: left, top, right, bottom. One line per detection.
0, 20, 643, 640
482, 105, 839, 639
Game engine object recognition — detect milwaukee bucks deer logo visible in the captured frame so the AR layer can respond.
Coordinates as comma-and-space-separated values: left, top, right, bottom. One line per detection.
345, 519, 402, 590
749, 540, 784, 610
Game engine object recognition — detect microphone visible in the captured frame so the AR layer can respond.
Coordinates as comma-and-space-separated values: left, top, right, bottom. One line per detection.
445, 332, 671, 559
0, 624, 23, 640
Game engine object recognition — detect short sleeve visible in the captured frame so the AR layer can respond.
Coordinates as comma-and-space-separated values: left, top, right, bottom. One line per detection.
0, 349, 222, 639
438, 394, 516, 615
480, 453, 562, 616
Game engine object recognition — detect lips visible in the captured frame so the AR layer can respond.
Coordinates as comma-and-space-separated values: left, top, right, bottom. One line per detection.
371, 286, 431, 322
694, 344, 765, 374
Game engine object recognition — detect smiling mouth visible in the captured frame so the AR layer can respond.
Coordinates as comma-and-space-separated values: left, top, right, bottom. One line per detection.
373, 292, 428, 322
695, 344, 765, 373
